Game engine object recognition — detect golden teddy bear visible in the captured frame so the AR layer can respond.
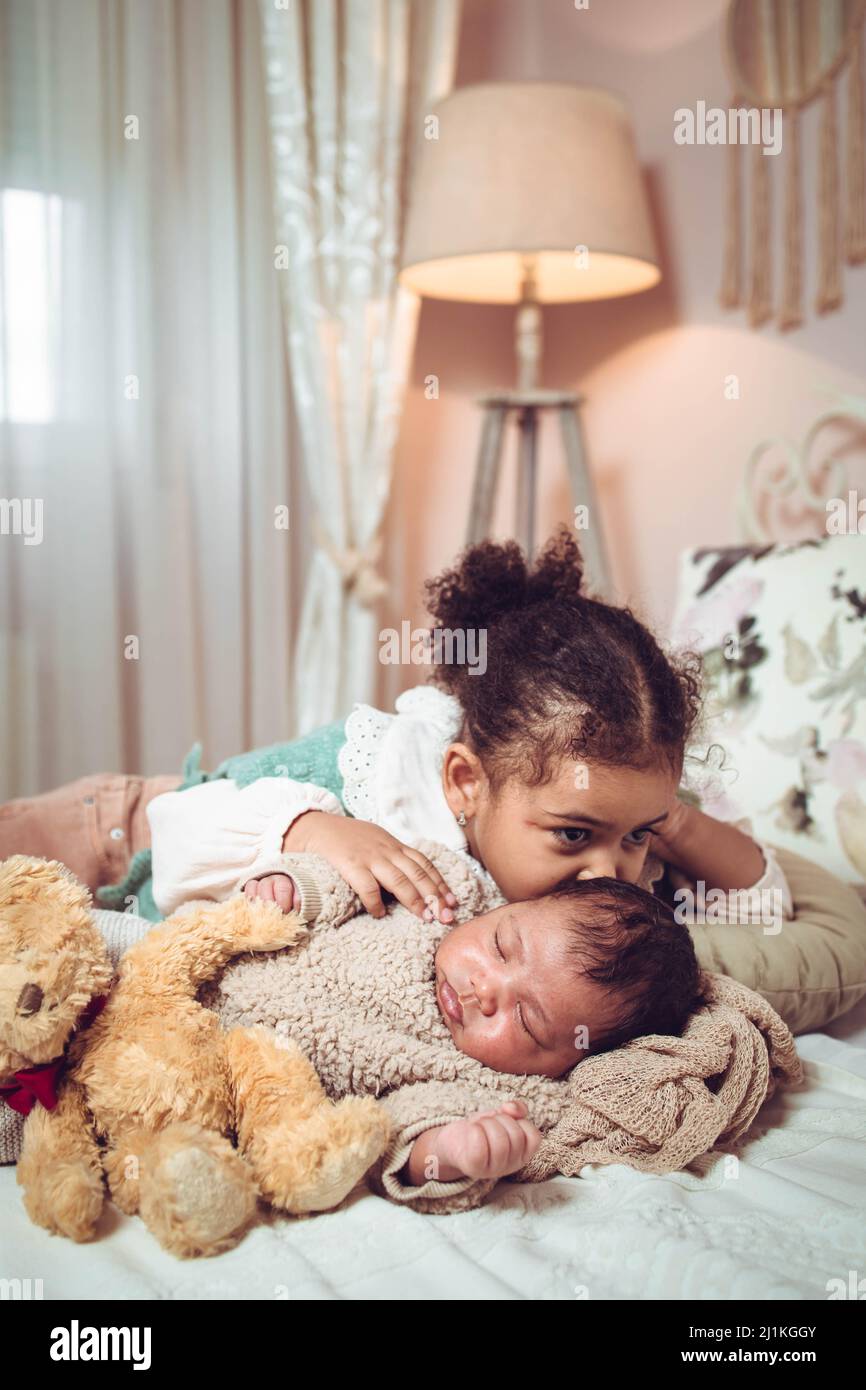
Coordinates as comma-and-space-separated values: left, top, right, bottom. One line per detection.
0, 855, 390, 1257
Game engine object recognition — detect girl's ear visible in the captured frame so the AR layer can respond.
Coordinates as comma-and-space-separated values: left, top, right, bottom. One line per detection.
441, 742, 485, 818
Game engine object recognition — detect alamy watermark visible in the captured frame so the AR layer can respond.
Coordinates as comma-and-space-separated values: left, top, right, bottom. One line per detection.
49, 1321, 151, 1370
0, 497, 43, 545
826, 1270, 866, 1299
674, 881, 783, 934
379, 621, 487, 675
826, 492, 866, 535
0, 1277, 43, 1299
674, 101, 782, 156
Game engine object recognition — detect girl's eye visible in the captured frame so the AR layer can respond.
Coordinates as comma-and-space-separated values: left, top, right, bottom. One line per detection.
552, 827, 589, 847
625, 829, 651, 846
494, 928, 505, 960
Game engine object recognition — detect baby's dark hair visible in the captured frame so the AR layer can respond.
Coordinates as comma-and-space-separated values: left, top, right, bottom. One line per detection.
425, 528, 702, 787
549, 876, 705, 1056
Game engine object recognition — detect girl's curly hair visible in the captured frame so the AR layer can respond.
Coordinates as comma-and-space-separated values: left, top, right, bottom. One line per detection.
424, 528, 702, 787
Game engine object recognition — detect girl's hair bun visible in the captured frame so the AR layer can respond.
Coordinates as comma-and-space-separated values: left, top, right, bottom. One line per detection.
527, 528, 586, 605
423, 526, 700, 785
424, 528, 584, 630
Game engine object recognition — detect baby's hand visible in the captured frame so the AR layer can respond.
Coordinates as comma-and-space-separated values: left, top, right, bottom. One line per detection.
243, 873, 301, 914
433, 1101, 543, 1180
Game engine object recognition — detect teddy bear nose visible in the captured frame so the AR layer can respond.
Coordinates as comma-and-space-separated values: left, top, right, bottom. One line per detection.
16, 983, 44, 1017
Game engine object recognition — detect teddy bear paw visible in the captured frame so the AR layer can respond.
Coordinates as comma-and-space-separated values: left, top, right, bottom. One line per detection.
19, 1158, 105, 1243
236, 897, 308, 953
136, 1123, 259, 1258
258, 1095, 392, 1214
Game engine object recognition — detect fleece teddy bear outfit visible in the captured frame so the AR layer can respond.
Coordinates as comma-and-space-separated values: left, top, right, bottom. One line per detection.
200, 841, 802, 1215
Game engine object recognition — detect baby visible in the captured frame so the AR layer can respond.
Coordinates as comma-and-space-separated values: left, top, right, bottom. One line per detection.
205, 844, 703, 1212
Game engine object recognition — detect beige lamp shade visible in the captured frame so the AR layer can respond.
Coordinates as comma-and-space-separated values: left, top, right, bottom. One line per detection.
400, 82, 660, 304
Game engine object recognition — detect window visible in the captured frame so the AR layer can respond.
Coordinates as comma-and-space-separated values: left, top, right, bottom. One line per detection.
0, 187, 63, 423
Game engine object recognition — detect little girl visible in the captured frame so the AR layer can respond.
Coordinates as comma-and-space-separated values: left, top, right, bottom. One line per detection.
143, 529, 792, 927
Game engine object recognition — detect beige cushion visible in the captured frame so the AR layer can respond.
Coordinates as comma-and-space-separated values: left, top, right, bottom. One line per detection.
687, 846, 866, 1035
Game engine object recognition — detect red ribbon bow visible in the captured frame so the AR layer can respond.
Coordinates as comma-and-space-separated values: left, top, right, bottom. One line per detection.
0, 995, 107, 1117
0, 1060, 64, 1115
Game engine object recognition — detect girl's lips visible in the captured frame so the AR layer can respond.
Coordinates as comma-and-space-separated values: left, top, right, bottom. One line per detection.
439, 977, 464, 1024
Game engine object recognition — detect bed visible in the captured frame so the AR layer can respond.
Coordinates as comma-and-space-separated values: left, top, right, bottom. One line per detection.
1, 997, 864, 1300
2, 396, 866, 1300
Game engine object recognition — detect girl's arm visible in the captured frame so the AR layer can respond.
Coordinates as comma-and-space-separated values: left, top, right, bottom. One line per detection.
148, 776, 346, 916
149, 777, 456, 922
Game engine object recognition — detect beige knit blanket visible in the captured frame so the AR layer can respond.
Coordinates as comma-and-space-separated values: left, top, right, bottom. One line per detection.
515, 970, 804, 1185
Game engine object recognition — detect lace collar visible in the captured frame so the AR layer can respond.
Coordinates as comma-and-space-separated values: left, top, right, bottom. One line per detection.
338, 685, 468, 851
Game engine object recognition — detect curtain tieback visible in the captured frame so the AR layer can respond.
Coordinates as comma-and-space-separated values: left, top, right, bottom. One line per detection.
312, 520, 389, 608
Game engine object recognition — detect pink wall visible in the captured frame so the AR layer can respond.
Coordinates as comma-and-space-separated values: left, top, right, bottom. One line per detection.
383, 0, 866, 702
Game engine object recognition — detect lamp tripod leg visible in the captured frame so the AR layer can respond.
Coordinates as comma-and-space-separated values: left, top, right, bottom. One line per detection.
559, 403, 611, 597
516, 405, 538, 559
467, 403, 508, 545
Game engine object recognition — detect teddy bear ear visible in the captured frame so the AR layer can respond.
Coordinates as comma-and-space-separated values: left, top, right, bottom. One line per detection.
0, 856, 93, 913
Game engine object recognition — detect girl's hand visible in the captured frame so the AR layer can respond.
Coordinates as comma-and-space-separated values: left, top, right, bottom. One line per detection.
244, 873, 301, 914
652, 800, 766, 888
283, 812, 458, 922
652, 798, 695, 863
429, 1102, 543, 1182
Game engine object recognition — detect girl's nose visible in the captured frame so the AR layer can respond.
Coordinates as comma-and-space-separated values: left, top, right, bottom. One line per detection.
577, 857, 619, 881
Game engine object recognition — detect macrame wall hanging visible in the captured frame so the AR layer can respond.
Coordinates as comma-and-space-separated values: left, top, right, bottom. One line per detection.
721, 0, 866, 329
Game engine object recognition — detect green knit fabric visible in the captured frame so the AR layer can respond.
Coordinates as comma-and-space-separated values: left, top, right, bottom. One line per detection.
96, 720, 347, 922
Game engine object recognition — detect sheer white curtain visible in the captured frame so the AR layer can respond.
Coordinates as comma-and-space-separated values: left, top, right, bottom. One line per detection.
0, 0, 302, 798
258, 0, 461, 729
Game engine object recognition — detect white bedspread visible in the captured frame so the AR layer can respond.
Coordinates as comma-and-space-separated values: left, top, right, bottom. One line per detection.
3, 1000, 865, 1301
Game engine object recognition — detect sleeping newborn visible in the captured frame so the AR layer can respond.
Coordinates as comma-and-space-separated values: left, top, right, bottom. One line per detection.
202, 843, 702, 1213
434, 881, 699, 1078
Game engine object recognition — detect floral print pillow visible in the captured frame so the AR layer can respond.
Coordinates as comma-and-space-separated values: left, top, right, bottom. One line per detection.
671, 536, 866, 886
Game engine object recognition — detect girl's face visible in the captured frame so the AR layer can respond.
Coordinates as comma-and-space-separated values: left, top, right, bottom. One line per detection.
442, 748, 680, 903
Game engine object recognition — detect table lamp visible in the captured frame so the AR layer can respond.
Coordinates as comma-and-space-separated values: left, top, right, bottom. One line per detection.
399, 81, 661, 591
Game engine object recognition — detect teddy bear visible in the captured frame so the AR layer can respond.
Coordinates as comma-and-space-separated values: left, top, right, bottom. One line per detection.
0, 854, 391, 1257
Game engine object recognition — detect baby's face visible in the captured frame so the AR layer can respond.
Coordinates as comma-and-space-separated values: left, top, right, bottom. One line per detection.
434, 898, 612, 1079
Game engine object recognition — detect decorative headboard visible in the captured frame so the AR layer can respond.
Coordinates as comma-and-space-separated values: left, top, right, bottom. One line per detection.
738, 389, 866, 542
